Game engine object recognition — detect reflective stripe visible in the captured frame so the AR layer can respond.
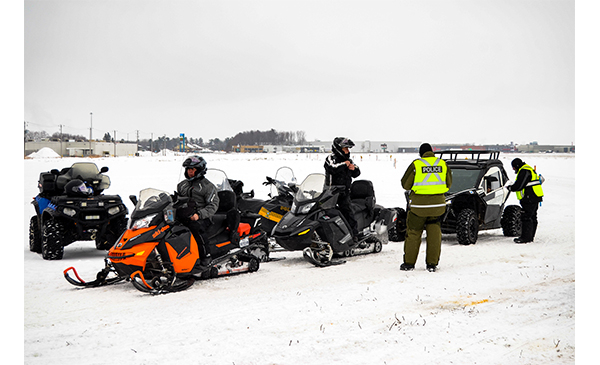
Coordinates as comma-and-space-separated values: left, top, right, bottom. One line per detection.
409, 203, 448, 208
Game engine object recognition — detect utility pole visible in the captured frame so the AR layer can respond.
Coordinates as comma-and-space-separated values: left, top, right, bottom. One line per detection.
59, 124, 64, 157
114, 130, 117, 157
89, 112, 93, 156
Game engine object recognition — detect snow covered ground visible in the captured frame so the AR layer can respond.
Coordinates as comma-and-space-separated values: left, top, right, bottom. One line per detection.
23, 152, 577, 364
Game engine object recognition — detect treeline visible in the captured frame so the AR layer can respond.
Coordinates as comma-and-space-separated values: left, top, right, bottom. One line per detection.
28, 129, 306, 152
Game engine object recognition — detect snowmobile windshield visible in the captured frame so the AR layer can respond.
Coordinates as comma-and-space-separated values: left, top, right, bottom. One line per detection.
447, 169, 482, 194
204, 168, 233, 192
271, 167, 296, 197
134, 188, 172, 216
70, 163, 111, 190
295, 173, 326, 202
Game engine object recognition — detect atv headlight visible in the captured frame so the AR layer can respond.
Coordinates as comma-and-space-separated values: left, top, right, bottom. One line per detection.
130, 214, 157, 230
63, 207, 76, 217
108, 206, 121, 215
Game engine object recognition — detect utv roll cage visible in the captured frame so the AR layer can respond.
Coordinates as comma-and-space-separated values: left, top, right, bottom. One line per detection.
435, 150, 500, 163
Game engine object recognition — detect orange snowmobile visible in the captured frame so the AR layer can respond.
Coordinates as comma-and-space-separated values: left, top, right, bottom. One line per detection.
64, 186, 268, 294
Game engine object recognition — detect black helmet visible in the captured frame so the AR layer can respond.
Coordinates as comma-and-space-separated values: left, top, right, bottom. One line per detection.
332, 137, 354, 158
183, 155, 207, 178
65, 179, 92, 197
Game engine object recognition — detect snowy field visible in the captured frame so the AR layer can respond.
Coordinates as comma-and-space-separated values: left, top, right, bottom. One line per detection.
23, 151, 577, 364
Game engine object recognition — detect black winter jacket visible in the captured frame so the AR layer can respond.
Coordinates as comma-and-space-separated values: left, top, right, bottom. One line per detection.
324, 151, 361, 191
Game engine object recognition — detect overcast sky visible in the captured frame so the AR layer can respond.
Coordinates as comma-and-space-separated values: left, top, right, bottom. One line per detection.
24, 0, 575, 146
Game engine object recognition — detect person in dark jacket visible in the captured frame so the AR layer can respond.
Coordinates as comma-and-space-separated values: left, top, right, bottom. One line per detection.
324, 137, 361, 238
177, 156, 220, 265
507, 158, 544, 243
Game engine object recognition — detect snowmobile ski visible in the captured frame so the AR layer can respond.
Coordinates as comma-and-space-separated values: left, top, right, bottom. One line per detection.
63, 262, 125, 288
302, 247, 346, 267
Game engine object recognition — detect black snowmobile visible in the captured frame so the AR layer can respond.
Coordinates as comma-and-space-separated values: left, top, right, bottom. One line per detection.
229, 167, 297, 248
30, 162, 128, 260
272, 173, 397, 267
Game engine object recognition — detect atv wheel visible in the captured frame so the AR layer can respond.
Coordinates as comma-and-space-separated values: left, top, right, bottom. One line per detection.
42, 219, 65, 260
388, 208, 407, 242
96, 216, 128, 250
501, 205, 522, 237
456, 208, 478, 245
29, 216, 42, 253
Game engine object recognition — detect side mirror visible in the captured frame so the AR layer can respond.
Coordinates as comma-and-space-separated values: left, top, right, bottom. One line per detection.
100, 167, 109, 173
129, 195, 138, 205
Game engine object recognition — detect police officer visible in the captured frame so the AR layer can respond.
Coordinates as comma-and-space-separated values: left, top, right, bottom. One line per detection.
400, 143, 452, 272
507, 158, 544, 243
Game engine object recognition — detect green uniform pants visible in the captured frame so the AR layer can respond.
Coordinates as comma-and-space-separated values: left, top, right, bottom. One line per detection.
403, 210, 442, 266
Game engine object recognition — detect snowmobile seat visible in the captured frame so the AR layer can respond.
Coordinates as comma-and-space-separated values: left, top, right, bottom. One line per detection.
205, 190, 241, 243
350, 180, 375, 216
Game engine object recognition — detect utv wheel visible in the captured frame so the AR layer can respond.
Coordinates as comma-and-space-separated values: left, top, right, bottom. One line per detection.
501, 205, 522, 237
29, 216, 42, 253
456, 209, 478, 245
42, 219, 65, 260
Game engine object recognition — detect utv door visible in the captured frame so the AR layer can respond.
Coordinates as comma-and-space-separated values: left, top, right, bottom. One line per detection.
481, 167, 507, 224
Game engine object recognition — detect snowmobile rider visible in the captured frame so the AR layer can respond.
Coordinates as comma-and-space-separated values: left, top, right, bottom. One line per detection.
176, 156, 220, 266
400, 143, 452, 272
506, 158, 544, 244
324, 137, 361, 240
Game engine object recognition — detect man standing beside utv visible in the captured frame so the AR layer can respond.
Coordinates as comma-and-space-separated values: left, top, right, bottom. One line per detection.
400, 143, 452, 272
507, 158, 544, 244
324, 137, 361, 241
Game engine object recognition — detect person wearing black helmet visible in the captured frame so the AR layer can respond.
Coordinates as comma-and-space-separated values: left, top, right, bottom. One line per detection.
177, 155, 220, 265
324, 137, 361, 239
506, 158, 544, 243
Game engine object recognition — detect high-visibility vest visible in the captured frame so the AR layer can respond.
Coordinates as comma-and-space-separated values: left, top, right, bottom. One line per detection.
412, 157, 449, 195
516, 164, 544, 200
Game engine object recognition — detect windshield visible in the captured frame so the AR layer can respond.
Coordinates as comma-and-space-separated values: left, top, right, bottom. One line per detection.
447, 169, 481, 194
71, 162, 110, 190
271, 167, 296, 197
204, 168, 233, 192
135, 188, 172, 214
295, 173, 326, 202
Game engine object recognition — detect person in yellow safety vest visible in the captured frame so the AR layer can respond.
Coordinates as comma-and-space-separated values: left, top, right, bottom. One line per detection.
507, 158, 544, 243
400, 143, 452, 272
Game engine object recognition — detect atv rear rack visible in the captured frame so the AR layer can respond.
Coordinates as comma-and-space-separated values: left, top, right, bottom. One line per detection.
435, 150, 500, 162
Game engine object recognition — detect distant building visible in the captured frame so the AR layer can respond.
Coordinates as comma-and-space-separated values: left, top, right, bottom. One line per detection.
25, 140, 138, 157
232, 145, 264, 153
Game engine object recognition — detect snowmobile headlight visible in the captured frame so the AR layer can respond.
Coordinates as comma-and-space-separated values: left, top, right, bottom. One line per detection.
131, 214, 157, 230
297, 202, 315, 214
63, 207, 77, 217
108, 206, 121, 215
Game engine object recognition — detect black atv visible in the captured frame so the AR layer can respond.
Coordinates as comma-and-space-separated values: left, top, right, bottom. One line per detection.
398, 150, 521, 245
29, 162, 128, 260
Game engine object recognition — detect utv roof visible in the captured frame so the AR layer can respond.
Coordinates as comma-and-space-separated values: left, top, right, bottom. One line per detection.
435, 150, 503, 168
